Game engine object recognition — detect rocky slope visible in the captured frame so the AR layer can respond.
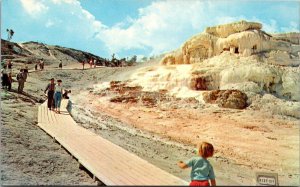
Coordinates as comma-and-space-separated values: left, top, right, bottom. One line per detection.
1, 39, 125, 67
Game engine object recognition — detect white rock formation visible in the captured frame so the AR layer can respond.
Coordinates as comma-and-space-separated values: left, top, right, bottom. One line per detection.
205, 20, 262, 38
127, 20, 300, 117
160, 20, 299, 66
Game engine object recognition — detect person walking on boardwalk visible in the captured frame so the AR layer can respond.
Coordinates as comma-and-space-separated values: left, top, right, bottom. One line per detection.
178, 142, 216, 186
16, 69, 25, 93
54, 79, 63, 114
44, 78, 56, 110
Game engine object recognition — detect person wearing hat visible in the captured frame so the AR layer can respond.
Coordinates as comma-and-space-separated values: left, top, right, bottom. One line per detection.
54, 79, 63, 113
44, 78, 56, 110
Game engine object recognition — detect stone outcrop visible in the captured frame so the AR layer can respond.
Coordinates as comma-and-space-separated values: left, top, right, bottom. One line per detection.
105, 81, 165, 107
205, 20, 262, 38
160, 20, 300, 65
127, 20, 300, 115
203, 90, 248, 109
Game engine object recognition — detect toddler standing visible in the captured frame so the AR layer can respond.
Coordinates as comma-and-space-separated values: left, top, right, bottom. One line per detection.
178, 142, 216, 186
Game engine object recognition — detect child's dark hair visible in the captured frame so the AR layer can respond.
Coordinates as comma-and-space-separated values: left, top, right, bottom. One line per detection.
198, 142, 214, 158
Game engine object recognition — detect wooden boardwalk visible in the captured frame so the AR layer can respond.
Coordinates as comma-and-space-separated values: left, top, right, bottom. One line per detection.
37, 99, 187, 185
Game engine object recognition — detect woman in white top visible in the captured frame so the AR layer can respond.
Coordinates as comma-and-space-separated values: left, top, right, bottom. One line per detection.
54, 80, 63, 113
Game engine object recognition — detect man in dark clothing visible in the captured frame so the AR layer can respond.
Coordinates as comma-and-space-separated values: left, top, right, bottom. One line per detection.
82, 61, 85, 70
40, 59, 44, 70
16, 69, 25, 93
7, 72, 12, 91
1, 68, 9, 90
7, 60, 12, 69
59, 60, 62, 69
44, 78, 56, 110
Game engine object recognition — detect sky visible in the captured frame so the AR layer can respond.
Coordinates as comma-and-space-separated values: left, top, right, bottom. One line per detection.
2, 0, 300, 59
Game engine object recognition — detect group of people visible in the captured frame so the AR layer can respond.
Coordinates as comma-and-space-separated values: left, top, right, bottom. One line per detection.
1, 59, 29, 93
44, 78, 71, 114
34, 58, 45, 71
82, 57, 96, 70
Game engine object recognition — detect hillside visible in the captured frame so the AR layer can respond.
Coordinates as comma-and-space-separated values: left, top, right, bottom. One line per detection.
1, 39, 127, 67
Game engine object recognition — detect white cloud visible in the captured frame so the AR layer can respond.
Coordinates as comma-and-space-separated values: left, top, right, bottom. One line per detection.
18, 0, 108, 55
97, 0, 211, 55
45, 18, 63, 28
262, 19, 278, 33
45, 19, 54, 28
51, 0, 78, 5
98, 1, 294, 56
96, 1, 300, 56
17, 0, 300, 57
20, 0, 48, 17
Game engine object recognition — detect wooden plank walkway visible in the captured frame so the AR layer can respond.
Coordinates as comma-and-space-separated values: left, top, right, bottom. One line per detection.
37, 99, 187, 185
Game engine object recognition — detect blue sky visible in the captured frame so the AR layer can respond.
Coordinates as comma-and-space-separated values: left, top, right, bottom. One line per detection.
2, 0, 299, 59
